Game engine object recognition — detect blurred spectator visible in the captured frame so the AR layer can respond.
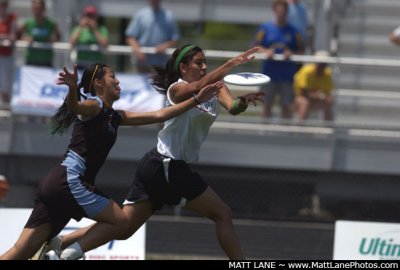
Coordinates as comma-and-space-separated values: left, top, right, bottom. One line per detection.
18, 0, 61, 67
287, 0, 310, 53
0, 0, 16, 107
390, 26, 400, 46
125, 0, 180, 73
293, 51, 334, 122
252, 0, 303, 119
0, 174, 9, 203
69, 5, 109, 70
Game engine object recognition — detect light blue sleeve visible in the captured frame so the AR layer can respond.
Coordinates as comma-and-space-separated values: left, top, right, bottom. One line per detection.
87, 96, 103, 107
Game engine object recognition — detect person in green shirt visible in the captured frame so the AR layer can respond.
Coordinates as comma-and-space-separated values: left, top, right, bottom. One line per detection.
18, 0, 61, 67
69, 5, 109, 70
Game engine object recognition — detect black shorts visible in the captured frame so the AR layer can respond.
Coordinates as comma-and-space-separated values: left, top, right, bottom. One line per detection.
124, 148, 208, 211
25, 164, 108, 240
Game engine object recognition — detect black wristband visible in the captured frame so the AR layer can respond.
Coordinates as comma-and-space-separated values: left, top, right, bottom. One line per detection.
193, 95, 201, 105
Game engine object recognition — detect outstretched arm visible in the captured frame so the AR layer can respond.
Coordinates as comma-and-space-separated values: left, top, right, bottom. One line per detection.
200, 47, 260, 85
171, 47, 261, 103
56, 65, 101, 117
217, 84, 264, 115
119, 81, 223, 126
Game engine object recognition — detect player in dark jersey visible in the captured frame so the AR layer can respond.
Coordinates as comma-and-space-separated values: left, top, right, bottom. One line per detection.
0, 63, 220, 260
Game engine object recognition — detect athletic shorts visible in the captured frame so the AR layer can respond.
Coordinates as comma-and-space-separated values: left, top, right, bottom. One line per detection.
260, 81, 294, 106
124, 148, 208, 211
25, 151, 110, 240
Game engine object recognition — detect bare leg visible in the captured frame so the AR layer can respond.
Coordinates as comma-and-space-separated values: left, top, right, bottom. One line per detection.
75, 200, 128, 253
58, 200, 153, 258
0, 223, 52, 260
185, 187, 245, 259
295, 96, 310, 121
120, 201, 153, 239
60, 224, 94, 249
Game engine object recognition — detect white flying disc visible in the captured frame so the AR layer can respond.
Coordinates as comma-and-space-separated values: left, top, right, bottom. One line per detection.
223, 72, 271, 86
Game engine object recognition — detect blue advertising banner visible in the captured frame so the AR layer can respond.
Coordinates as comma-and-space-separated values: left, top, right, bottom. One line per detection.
11, 66, 164, 116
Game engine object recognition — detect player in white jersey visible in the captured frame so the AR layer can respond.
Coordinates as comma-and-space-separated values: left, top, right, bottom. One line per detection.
53, 45, 263, 260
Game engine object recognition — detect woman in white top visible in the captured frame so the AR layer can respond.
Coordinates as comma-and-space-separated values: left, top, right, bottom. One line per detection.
52, 45, 263, 260
124, 44, 263, 259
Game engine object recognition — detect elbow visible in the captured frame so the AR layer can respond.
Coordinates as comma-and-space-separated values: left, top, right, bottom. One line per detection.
100, 39, 109, 47
125, 37, 134, 45
69, 38, 77, 46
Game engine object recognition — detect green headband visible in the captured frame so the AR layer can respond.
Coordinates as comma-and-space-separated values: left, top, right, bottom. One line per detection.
173, 45, 195, 72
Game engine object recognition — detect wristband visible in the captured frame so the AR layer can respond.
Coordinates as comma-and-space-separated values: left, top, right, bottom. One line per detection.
231, 98, 248, 114
232, 99, 239, 111
193, 95, 201, 105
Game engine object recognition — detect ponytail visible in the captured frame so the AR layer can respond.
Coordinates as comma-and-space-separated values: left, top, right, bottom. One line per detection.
49, 87, 84, 135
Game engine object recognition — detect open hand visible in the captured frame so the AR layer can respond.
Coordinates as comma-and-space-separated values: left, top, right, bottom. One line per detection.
238, 92, 264, 106
231, 46, 261, 66
196, 81, 224, 103
56, 65, 78, 88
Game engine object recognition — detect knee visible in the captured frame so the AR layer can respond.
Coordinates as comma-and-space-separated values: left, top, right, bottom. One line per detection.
296, 97, 309, 108
107, 214, 130, 240
114, 214, 128, 225
212, 204, 233, 224
115, 224, 136, 240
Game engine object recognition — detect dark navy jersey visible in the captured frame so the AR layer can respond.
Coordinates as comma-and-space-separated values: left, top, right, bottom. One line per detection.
67, 102, 121, 185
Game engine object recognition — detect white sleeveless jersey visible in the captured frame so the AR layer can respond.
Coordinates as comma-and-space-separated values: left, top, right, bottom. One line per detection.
157, 79, 219, 163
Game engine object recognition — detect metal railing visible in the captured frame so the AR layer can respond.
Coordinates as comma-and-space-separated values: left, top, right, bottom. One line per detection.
2, 40, 400, 133
4, 39, 400, 68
